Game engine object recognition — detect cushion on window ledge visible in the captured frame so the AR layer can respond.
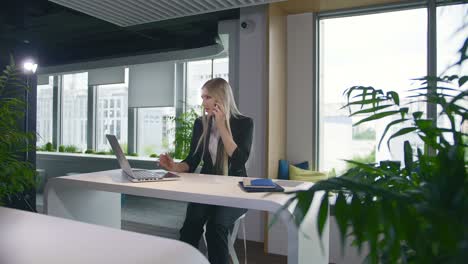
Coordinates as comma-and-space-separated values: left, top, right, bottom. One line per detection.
278, 160, 310, 180
289, 165, 328, 183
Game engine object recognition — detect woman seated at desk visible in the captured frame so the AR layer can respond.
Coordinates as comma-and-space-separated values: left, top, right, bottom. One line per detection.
159, 78, 253, 264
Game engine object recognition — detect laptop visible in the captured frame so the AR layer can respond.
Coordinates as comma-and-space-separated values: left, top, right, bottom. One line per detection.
106, 134, 180, 182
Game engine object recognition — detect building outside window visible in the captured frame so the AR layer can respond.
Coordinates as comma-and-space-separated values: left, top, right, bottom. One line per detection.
62, 72, 88, 151
36, 76, 54, 147
186, 58, 229, 110
186, 60, 212, 109
96, 69, 129, 152
213, 57, 229, 81
137, 107, 175, 157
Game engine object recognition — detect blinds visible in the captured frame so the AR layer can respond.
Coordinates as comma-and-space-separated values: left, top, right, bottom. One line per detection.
37, 75, 50, 85
88, 67, 125, 86
128, 62, 175, 108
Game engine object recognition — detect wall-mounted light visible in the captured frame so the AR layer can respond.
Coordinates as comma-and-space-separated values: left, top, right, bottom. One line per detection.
23, 61, 38, 74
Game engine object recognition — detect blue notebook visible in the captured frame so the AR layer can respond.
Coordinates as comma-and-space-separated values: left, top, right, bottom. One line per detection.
243, 178, 276, 188
239, 178, 284, 193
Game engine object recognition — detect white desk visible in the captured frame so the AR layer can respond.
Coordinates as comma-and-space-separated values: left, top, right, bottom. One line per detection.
44, 170, 329, 264
0, 206, 209, 264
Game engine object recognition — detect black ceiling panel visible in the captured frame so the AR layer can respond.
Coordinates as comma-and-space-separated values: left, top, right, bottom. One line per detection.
0, 0, 238, 67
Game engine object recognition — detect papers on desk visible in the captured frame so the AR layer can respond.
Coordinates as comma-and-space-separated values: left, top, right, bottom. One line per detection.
239, 178, 285, 192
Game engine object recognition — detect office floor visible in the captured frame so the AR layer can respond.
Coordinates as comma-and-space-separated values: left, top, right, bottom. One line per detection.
37, 194, 286, 264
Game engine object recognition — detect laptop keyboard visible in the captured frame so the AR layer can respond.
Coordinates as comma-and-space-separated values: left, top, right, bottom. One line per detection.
133, 170, 162, 180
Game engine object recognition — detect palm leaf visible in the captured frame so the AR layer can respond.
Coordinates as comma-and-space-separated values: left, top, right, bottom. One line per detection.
353, 110, 402, 127
377, 118, 409, 149
386, 127, 418, 150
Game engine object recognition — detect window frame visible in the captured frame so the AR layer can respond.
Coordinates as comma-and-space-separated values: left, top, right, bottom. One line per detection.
36, 53, 231, 156
312, 0, 466, 170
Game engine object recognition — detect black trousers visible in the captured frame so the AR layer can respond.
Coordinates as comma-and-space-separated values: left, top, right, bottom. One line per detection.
180, 202, 247, 264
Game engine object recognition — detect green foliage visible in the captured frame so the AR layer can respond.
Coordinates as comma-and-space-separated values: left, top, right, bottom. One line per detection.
0, 58, 36, 205
283, 29, 468, 263
37, 142, 55, 152
85, 149, 94, 154
150, 153, 159, 158
170, 107, 199, 159
345, 148, 376, 171
127, 152, 138, 157
64, 145, 78, 153
45, 142, 54, 152
58, 145, 65, 152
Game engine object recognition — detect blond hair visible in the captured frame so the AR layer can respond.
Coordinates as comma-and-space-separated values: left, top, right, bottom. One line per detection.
195, 78, 241, 175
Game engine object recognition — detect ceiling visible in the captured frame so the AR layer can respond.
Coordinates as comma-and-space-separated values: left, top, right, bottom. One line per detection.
50, 0, 282, 27
0, 0, 239, 67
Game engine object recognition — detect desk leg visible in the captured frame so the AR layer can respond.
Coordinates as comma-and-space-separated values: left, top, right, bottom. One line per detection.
281, 193, 329, 264
44, 181, 121, 229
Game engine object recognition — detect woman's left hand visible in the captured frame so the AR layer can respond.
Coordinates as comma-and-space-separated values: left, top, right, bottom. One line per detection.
213, 102, 238, 156
213, 103, 226, 130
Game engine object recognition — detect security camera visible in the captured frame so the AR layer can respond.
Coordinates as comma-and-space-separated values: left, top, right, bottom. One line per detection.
240, 19, 255, 33
241, 21, 249, 29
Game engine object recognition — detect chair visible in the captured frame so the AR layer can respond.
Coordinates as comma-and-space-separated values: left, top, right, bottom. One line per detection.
201, 213, 247, 264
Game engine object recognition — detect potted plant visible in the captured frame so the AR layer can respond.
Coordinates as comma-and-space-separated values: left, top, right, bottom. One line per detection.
0, 58, 36, 206
170, 107, 199, 159
283, 27, 467, 264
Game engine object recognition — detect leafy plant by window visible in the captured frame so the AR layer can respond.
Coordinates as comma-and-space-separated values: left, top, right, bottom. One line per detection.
282, 24, 467, 264
170, 107, 199, 159
37, 142, 57, 152
44, 142, 54, 151
64, 145, 79, 153
0, 58, 36, 205
344, 148, 376, 171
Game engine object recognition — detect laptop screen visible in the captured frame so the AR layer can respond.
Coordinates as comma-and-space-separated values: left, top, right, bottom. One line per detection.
106, 134, 134, 177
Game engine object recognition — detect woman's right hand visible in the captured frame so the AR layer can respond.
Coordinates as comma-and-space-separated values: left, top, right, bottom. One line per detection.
158, 153, 175, 171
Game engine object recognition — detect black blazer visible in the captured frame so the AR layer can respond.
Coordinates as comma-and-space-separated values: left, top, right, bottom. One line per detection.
182, 115, 253, 177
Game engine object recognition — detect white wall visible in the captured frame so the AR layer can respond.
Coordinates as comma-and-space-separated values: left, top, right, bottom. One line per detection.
237, 5, 268, 243
285, 12, 368, 263
266, 12, 316, 256
286, 13, 315, 164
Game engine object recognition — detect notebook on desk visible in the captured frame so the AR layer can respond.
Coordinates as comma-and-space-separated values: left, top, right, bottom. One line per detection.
106, 134, 180, 183
239, 178, 284, 193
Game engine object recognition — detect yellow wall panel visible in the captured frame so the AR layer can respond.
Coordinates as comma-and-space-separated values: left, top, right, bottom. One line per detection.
274, 0, 410, 14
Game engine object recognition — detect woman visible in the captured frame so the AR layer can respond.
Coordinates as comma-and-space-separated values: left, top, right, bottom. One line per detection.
159, 78, 253, 264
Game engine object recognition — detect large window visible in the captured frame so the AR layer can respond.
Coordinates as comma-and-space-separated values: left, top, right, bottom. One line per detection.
437, 3, 468, 76
36, 55, 229, 156
137, 107, 175, 156
186, 58, 229, 109
62, 72, 88, 151
96, 69, 129, 152
36, 76, 54, 147
318, 8, 427, 174
186, 60, 212, 108
213, 57, 229, 81
436, 3, 468, 139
